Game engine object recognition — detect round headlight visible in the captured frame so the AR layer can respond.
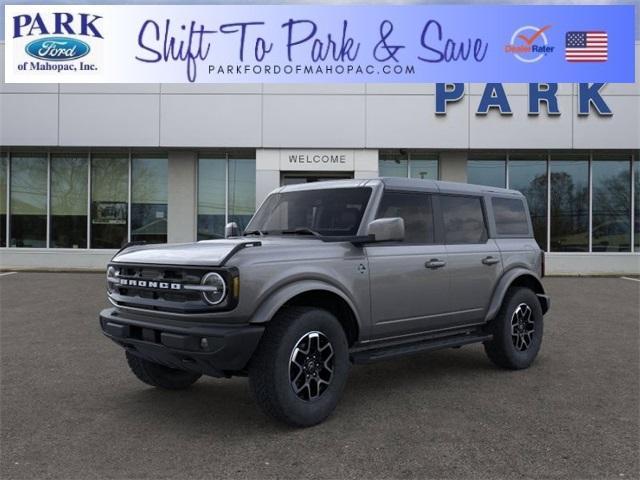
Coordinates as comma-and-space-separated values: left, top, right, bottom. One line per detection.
106, 266, 118, 294
201, 272, 226, 305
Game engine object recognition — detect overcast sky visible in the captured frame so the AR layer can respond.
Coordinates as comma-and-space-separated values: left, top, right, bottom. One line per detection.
1, 0, 638, 40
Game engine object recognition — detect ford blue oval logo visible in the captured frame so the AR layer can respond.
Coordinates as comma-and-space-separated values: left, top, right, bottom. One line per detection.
25, 37, 90, 62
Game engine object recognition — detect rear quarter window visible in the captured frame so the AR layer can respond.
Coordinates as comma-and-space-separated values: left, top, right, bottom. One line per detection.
492, 197, 530, 235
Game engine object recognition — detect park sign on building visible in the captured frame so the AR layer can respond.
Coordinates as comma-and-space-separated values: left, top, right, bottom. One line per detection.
436, 83, 613, 116
3, 4, 635, 84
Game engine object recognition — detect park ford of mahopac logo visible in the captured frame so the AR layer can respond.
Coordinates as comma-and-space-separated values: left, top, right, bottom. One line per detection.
12, 12, 103, 73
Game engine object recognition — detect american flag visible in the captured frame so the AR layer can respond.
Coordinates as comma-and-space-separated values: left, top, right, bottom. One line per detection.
565, 31, 608, 62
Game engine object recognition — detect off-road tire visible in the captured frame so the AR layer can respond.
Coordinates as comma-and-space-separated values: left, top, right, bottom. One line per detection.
483, 287, 544, 370
125, 351, 202, 389
248, 307, 349, 427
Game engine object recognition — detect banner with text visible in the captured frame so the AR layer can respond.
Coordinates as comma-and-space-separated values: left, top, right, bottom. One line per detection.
3, 4, 636, 83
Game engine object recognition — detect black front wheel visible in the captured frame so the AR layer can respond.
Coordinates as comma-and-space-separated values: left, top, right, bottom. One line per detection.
484, 287, 544, 370
248, 307, 349, 427
126, 351, 202, 390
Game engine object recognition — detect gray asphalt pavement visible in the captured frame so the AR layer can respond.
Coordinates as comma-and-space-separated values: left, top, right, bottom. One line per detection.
1, 273, 639, 480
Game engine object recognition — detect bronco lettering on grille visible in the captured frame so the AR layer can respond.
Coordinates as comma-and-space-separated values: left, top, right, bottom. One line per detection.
118, 278, 182, 290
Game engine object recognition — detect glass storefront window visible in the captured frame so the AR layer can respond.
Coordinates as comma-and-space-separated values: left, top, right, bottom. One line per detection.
592, 154, 632, 252
379, 151, 408, 177
198, 152, 257, 240
1, 148, 636, 256
379, 151, 439, 179
409, 155, 438, 180
131, 156, 168, 244
198, 156, 226, 240
50, 155, 88, 248
549, 155, 589, 252
0, 155, 6, 247
10, 155, 47, 247
228, 155, 256, 233
467, 154, 506, 188
508, 153, 548, 250
91, 155, 128, 249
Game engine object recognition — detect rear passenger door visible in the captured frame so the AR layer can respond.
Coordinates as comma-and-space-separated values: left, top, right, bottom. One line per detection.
365, 190, 450, 340
439, 194, 503, 325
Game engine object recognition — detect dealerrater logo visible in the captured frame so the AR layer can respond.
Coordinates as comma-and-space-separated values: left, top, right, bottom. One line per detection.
505, 25, 554, 63
12, 12, 103, 72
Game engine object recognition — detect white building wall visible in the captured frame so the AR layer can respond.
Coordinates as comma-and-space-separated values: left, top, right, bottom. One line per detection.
161, 91, 262, 147
545, 253, 640, 276
59, 92, 161, 146
1, 42, 639, 150
1, 41, 639, 272
263, 95, 366, 148
366, 86, 471, 149
0, 249, 115, 271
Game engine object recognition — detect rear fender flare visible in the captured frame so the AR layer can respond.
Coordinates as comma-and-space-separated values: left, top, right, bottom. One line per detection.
485, 268, 546, 322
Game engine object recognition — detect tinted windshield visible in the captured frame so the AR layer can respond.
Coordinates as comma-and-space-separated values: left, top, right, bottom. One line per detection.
246, 187, 372, 237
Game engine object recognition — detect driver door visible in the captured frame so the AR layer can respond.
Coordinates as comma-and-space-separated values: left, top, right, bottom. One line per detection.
365, 191, 451, 340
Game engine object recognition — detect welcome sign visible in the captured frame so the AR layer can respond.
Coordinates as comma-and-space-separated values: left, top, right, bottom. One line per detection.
3, 4, 636, 83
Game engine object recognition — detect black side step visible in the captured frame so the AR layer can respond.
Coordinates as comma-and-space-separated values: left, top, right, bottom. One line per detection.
350, 332, 493, 365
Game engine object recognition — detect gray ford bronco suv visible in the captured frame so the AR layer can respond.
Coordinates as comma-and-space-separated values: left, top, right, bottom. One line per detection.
100, 178, 550, 427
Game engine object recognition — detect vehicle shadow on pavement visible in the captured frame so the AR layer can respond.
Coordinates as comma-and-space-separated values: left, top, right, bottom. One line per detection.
113, 345, 510, 432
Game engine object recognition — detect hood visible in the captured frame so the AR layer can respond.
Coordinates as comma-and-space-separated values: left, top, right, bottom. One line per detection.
111, 236, 325, 267
112, 238, 261, 266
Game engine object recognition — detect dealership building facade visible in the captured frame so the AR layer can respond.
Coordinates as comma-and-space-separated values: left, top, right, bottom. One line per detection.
0, 42, 639, 274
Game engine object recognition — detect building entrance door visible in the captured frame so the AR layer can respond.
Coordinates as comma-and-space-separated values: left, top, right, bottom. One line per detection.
280, 172, 353, 186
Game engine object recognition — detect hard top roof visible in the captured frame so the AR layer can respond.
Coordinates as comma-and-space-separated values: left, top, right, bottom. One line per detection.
277, 177, 523, 197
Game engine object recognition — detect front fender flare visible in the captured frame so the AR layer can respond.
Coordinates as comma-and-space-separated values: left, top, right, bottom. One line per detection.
248, 279, 362, 329
485, 268, 547, 322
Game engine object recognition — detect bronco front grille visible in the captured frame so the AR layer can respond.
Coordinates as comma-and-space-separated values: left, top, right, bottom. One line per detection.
108, 264, 218, 314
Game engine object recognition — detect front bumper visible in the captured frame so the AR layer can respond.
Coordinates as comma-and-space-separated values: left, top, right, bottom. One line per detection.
99, 308, 264, 377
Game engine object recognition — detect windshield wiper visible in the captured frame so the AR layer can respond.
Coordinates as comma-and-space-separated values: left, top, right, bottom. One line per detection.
281, 227, 323, 239
243, 229, 267, 236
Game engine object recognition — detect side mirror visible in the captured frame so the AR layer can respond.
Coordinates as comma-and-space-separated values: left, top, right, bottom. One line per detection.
225, 222, 240, 238
366, 217, 405, 242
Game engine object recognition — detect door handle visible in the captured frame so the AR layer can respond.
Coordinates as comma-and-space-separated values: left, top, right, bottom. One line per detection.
425, 259, 446, 269
482, 256, 500, 266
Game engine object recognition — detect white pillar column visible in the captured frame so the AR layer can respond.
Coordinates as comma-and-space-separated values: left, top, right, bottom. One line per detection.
354, 149, 379, 178
167, 150, 197, 243
255, 149, 281, 207
439, 151, 468, 183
